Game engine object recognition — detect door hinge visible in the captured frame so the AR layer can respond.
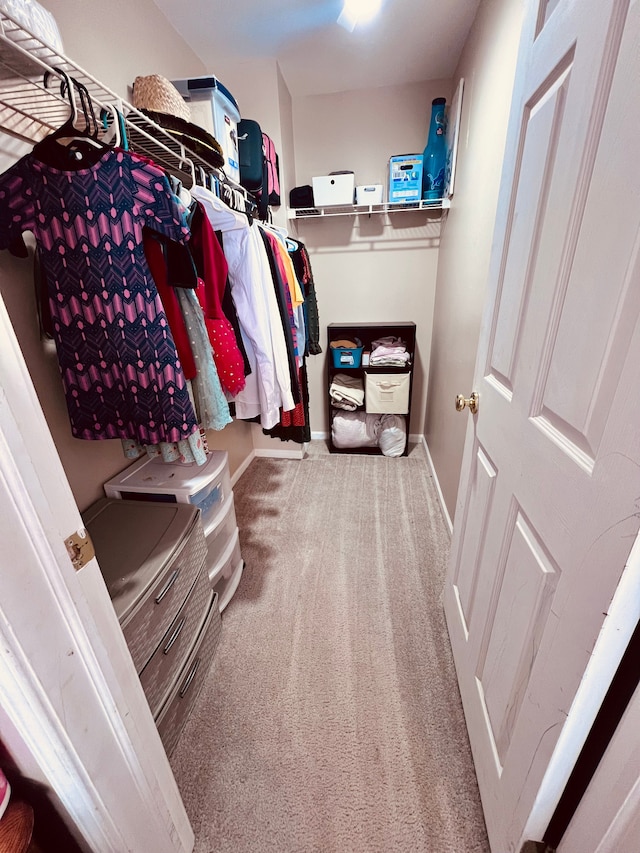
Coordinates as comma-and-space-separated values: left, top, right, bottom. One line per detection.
519, 842, 556, 853
65, 528, 95, 571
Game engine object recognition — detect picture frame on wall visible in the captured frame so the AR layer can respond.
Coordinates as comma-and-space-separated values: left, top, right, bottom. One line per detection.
445, 78, 464, 199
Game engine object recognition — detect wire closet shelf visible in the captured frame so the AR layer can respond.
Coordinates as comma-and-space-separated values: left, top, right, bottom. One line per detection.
288, 198, 451, 219
0, 10, 251, 199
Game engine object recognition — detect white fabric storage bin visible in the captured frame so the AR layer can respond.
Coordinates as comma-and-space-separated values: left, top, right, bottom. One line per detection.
312, 173, 355, 206
365, 373, 410, 414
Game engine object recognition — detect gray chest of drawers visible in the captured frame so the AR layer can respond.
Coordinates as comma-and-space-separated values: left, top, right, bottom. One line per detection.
83, 498, 222, 755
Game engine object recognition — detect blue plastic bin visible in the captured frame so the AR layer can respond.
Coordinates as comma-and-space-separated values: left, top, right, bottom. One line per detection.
331, 339, 363, 368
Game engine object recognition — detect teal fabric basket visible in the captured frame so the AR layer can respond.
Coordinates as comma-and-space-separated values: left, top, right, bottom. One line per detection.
331, 339, 363, 368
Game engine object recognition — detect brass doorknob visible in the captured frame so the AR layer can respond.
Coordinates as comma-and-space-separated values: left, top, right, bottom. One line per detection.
455, 392, 479, 414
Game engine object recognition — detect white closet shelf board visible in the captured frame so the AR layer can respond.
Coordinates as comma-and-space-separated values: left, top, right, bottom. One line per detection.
0, 10, 251, 198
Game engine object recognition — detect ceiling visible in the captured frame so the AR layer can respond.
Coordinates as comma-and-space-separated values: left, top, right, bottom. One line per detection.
152, 0, 482, 98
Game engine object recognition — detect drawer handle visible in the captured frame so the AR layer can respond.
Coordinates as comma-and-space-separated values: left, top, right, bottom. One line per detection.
155, 568, 180, 604
163, 618, 186, 655
179, 657, 201, 698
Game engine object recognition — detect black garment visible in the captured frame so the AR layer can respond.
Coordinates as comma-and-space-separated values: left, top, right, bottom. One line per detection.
289, 239, 322, 355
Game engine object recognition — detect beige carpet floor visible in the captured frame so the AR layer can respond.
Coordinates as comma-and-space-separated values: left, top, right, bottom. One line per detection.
170, 441, 489, 852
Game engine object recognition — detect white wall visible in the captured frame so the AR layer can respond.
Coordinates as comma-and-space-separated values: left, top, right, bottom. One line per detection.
292, 80, 451, 435
424, 0, 524, 516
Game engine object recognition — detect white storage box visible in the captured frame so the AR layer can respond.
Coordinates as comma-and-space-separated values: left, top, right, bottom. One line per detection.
312, 173, 355, 206
356, 184, 383, 205
171, 75, 241, 183
365, 373, 411, 414
104, 450, 231, 532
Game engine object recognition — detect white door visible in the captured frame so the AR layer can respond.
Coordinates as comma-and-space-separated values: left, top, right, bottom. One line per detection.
444, 0, 640, 850
0, 292, 194, 849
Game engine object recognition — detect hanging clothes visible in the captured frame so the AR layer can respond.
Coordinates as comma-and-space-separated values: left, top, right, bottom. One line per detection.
260, 234, 324, 444
260, 225, 307, 365
215, 229, 252, 378
187, 202, 247, 396
175, 287, 233, 432
0, 148, 202, 452
258, 227, 300, 387
289, 238, 322, 356
192, 184, 295, 430
143, 231, 197, 380
257, 226, 309, 444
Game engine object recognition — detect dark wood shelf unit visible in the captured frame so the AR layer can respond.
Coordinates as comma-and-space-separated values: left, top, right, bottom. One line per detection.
327, 322, 416, 457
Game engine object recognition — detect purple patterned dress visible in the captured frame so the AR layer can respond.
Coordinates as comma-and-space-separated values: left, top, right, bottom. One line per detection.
0, 148, 199, 446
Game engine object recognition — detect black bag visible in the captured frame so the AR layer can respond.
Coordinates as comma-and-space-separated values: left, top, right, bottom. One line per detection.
237, 118, 264, 193
289, 185, 315, 208
238, 119, 282, 218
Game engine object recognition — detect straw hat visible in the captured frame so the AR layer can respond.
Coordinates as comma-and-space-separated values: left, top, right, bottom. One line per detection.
132, 74, 224, 170
132, 74, 191, 122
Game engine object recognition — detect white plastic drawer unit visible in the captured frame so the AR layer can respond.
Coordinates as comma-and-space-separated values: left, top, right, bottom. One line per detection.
211, 528, 243, 612
104, 450, 231, 532
365, 372, 411, 414
205, 491, 238, 567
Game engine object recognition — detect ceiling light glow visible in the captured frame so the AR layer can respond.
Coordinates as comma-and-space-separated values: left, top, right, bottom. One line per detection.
337, 0, 382, 31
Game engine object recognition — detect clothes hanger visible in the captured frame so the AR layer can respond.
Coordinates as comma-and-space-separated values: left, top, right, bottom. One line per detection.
263, 221, 288, 239
100, 103, 128, 150
71, 78, 100, 140
33, 69, 109, 167
183, 158, 196, 189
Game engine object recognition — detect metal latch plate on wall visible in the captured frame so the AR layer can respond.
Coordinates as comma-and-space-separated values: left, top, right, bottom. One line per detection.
65, 528, 95, 571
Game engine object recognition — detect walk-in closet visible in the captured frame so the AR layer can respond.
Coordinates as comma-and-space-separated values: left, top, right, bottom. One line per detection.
1, 2, 640, 853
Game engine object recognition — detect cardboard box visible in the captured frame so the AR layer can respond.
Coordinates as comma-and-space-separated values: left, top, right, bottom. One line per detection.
388, 154, 423, 203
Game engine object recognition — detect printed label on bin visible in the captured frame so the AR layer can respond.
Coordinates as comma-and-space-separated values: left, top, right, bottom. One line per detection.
340, 352, 355, 365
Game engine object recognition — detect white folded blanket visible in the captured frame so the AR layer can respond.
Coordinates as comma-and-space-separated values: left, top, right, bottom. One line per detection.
332, 411, 381, 448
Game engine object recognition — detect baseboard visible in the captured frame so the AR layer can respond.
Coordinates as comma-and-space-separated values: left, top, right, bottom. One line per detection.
231, 450, 256, 486
421, 436, 453, 537
409, 433, 422, 444
254, 447, 305, 460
